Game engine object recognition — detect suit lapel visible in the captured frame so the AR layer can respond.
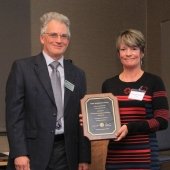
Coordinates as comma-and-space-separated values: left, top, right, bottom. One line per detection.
33, 56, 75, 110
64, 60, 75, 110
34, 53, 56, 106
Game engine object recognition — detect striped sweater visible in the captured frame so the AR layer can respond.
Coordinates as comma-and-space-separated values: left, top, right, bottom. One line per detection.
102, 72, 169, 170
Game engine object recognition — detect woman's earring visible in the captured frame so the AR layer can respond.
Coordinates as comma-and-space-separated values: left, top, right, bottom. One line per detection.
140, 54, 144, 66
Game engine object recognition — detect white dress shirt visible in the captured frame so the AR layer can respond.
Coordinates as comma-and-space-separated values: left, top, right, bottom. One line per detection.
43, 51, 65, 134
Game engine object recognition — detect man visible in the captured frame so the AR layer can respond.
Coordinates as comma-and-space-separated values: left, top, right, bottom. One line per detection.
6, 12, 91, 170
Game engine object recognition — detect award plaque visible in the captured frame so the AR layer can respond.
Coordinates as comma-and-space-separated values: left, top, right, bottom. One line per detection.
81, 93, 121, 140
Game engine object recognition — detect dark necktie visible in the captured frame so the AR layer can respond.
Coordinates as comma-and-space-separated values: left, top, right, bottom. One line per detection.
49, 61, 63, 129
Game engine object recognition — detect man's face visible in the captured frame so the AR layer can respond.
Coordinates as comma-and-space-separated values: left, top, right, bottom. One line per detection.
40, 20, 70, 59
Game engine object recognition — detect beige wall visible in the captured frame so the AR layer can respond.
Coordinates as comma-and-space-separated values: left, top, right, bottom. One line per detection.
30, 0, 147, 93
146, 0, 170, 74
0, 0, 30, 132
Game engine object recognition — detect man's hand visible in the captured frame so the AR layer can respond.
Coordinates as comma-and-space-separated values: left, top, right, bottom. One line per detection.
78, 163, 89, 170
14, 156, 30, 170
79, 113, 83, 126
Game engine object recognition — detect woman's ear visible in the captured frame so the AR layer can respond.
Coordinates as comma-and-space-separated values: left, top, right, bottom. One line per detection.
117, 50, 120, 57
140, 53, 144, 66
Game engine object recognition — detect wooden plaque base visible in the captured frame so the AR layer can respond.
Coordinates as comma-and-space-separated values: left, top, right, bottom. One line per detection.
81, 93, 121, 140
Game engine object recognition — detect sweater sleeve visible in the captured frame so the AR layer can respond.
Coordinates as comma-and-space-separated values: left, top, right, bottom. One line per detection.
127, 76, 170, 134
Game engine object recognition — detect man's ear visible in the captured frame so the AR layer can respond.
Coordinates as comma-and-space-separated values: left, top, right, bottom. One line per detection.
40, 35, 45, 45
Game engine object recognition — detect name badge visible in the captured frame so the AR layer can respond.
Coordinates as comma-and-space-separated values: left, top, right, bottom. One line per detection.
64, 80, 75, 92
128, 89, 146, 101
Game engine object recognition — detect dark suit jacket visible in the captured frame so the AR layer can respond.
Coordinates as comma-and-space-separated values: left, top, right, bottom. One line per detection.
6, 53, 91, 170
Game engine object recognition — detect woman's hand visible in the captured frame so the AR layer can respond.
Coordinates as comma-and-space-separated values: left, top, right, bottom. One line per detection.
114, 124, 128, 141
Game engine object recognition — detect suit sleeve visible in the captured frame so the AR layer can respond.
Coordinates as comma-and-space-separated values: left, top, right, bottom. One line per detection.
78, 70, 91, 163
6, 61, 28, 159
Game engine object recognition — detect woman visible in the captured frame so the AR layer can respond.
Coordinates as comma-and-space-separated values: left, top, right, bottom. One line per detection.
102, 29, 169, 170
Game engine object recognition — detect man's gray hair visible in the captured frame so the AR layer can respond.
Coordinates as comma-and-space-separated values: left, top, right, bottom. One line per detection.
40, 12, 71, 38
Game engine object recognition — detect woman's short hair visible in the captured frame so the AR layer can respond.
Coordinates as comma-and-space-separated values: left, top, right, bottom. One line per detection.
116, 29, 145, 53
40, 12, 71, 38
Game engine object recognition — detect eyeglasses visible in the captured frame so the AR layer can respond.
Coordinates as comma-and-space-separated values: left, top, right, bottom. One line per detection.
44, 32, 69, 40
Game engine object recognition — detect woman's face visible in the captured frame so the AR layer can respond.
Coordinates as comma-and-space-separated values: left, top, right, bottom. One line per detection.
118, 43, 143, 69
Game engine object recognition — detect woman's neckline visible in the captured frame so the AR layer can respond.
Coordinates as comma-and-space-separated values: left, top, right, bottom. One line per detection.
119, 70, 144, 83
